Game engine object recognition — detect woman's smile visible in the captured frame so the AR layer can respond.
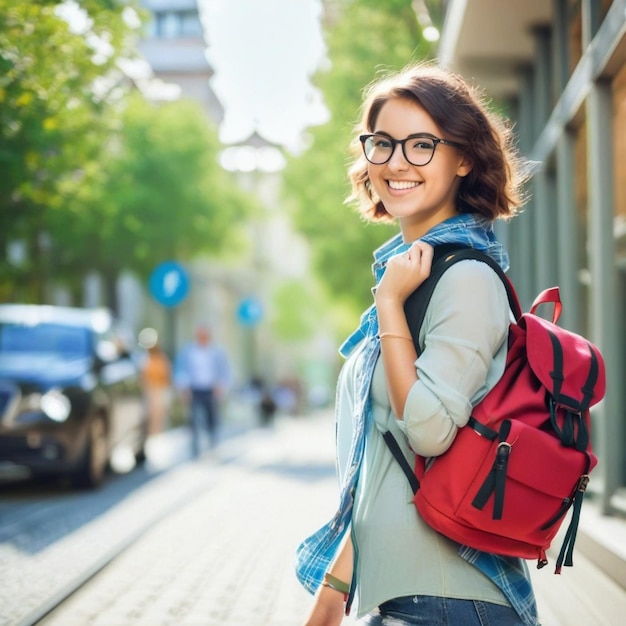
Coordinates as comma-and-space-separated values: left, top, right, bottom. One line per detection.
387, 180, 421, 191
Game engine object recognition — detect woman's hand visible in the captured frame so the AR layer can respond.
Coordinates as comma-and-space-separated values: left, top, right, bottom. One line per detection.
303, 587, 346, 626
375, 241, 434, 305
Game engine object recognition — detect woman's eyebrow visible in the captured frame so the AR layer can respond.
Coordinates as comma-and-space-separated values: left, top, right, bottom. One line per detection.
371, 131, 439, 139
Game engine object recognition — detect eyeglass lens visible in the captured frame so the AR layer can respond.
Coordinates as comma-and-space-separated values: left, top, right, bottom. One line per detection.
363, 135, 436, 166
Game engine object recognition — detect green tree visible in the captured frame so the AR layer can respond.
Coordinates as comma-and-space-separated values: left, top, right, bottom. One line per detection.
52, 94, 258, 309
0, 1, 258, 310
283, 0, 433, 322
0, 0, 137, 301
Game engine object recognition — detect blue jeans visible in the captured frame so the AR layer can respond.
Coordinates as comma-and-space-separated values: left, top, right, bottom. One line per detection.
360, 595, 526, 625
190, 388, 218, 456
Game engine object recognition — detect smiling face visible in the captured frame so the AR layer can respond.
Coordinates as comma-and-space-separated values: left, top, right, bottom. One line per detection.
366, 97, 472, 241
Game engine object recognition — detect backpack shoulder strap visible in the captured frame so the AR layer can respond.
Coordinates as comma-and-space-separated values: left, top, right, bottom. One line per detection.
385, 245, 522, 493
382, 430, 420, 494
403, 247, 522, 348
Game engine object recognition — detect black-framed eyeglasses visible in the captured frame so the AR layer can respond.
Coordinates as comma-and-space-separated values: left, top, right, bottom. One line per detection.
359, 133, 464, 167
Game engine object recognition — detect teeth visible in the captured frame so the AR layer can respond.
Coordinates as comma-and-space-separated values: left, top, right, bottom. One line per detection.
388, 180, 419, 190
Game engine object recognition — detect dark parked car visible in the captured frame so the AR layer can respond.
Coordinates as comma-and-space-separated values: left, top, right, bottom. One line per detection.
0, 304, 147, 488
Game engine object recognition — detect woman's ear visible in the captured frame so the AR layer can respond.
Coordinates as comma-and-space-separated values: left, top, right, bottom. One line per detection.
456, 155, 473, 178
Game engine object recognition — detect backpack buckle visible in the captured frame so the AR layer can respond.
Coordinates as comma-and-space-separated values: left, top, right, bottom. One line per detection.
576, 474, 590, 493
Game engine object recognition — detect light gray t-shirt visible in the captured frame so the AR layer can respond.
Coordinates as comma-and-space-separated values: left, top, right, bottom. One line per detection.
336, 260, 513, 618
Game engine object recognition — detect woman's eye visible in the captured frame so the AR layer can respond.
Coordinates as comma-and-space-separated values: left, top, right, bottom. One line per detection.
412, 140, 433, 150
374, 138, 392, 148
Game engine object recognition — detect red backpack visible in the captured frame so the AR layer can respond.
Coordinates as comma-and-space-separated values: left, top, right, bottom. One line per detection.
384, 247, 606, 573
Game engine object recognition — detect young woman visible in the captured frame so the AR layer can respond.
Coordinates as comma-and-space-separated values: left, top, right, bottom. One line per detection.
295, 62, 539, 625
140, 339, 173, 437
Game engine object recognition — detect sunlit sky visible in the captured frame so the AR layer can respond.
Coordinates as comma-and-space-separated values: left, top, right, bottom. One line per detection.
200, 0, 329, 151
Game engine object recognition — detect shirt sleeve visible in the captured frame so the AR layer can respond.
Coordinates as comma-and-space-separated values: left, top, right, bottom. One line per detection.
400, 260, 510, 457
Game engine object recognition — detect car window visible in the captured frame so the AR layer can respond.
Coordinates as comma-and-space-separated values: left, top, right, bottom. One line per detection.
0, 323, 92, 358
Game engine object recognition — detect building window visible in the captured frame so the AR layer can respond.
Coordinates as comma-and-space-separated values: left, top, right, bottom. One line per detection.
152, 10, 204, 39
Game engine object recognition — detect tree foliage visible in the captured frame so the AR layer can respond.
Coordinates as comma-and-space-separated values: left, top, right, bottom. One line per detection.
0, 0, 133, 301
55, 94, 257, 307
282, 0, 434, 321
0, 0, 258, 307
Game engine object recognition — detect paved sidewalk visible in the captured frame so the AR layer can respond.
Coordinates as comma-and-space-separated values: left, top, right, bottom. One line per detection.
37, 411, 626, 626
37, 412, 345, 626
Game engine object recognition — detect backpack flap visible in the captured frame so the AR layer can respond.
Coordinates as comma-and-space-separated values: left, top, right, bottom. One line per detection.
522, 313, 606, 443
522, 311, 605, 572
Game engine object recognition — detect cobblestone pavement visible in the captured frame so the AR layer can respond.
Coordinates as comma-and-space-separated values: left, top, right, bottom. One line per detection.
33, 411, 626, 626
36, 412, 351, 626
0, 421, 247, 626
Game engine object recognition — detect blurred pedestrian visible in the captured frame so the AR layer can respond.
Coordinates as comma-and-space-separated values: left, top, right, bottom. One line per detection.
259, 388, 277, 426
175, 325, 232, 456
250, 377, 277, 427
257, 379, 278, 426
274, 377, 302, 415
296, 62, 537, 625
138, 328, 172, 437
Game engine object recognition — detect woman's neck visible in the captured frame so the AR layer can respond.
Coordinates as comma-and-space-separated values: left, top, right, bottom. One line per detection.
400, 209, 460, 243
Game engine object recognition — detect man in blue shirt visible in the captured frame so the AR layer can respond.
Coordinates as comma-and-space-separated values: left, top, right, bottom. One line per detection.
175, 325, 232, 456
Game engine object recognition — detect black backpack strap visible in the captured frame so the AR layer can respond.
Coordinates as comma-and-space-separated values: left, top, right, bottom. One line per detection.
382, 430, 420, 494
403, 247, 522, 349
385, 245, 521, 493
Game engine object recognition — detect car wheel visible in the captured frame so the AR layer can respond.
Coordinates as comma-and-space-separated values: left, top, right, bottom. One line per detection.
135, 443, 147, 465
71, 415, 108, 489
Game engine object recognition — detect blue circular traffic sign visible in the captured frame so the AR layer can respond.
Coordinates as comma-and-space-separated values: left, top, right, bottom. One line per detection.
149, 261, 189, 308
237, 297, 263, 326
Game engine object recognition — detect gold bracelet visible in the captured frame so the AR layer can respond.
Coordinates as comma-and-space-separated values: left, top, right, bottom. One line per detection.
379, 332, 413, 341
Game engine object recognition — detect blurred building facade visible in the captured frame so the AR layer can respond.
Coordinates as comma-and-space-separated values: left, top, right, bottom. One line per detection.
137, 0, 224, 122
437, 0, 625, 517
134, 0, 256, 392
133, 0, 329, 405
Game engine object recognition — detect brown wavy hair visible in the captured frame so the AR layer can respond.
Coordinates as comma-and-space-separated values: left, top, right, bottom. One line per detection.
347, 62, 529, 223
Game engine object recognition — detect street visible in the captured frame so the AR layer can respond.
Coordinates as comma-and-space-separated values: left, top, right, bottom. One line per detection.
0, 420, 252, 626
2, 411, 626, 626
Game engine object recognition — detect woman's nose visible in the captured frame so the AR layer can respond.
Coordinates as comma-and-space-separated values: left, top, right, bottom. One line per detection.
387, 143, 410, 169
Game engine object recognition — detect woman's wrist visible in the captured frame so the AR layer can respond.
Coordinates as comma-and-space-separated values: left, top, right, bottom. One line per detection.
374, 292, 406, 309
376, 292, 409, 317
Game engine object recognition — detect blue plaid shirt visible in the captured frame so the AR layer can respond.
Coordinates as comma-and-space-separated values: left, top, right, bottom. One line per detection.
294, 214, 539, 625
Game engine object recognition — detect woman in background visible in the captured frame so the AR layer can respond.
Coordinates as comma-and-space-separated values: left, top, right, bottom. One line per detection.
140, 331, 172, 437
